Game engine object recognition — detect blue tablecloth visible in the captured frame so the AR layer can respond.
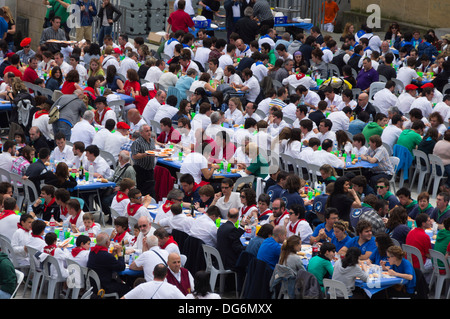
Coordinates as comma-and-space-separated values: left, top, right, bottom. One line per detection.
356, 277, 405, 297
0, 101, 12, 110
345, 161, 378, 169
73, 181, 116, 191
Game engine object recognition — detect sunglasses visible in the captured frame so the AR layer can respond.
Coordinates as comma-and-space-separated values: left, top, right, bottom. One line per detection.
376, 186, 387, 189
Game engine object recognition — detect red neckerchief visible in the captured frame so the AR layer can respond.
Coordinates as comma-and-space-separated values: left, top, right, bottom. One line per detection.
130, 236, 137, 246
94, 107, 112, 125
44, 197, 56, 212
274, 210, 289, 226
241, 205, 257, 217
91, 245, 108, 254
44, 244, 57, 256
69, 211, 81, 225
162, 200, 174, 213
71, 246, 87, 258
160, 236, 178, 249
34, 110, 49, 119
259, 209, 272, 218
116, 191, 129, 203
296, 73, 306, 80
182, 61, 192, 73
288, 219, 305, 234
86, 223, 97, 232
60, 206, 68, 217
113, 231, 127, 243
127, 203, 143, 216
17, 223, 30, 232
0, 210, 16, 221
31, 233, 44, 240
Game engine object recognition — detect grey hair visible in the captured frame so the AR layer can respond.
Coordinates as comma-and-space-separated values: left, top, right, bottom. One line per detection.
118, 150, 130, 162
210, 111, 221, 124
146, 235, 159, 248
167, 188, 184, 201
83, 110, 95, 121
244, 6, 253, 17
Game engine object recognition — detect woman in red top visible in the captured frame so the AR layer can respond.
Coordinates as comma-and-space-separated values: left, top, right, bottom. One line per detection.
118, 68, 140, 96
60, 70, 83, 94
83, 76, 101, 104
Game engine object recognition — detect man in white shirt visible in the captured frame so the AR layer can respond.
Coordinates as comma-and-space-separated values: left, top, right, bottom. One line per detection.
191, 102, 212, 132
69, 54, 88, 84
52, 52, 72, 76
204, 111, 230, 140
142, 90, 167, 125
381, 114, 403, 150
50, 132, 75, 165
296, 85, 321, 110
207, 58, 224, 82
268, 109, 289, 138
164, 30, 184, 58
316, 118, 336, 143
71, 141, 88, 169
194, 38, 212, 67
258, 28, 276, 50
282, 95, 300, 122
218, 44, 236, 70
223, 65, 243, 86
372, 81, 399, 116
103, 121, 130, 161
433, 94, 450, 122
396, 56, 421, 87
0, 140, 15, 181
127, 109, 148, 134
70, 110, 96, 147
188, 206, 221, 247
244, 102, 262, 122
180, 145, 217, 184
118, 51, 139, 79
84, 144, 113, 179
93, 96, 116, 129
321, 39, 337, 63
315, 138, 345, 168
410, 86, 434, 118
92, 119, 115, 150
327, 106, 352, 132
396, 84, 418, 114
299, 118, 318, 144
323, 86, 343, 111
145, 59, 166, 83
154, 96, 179, 124
159, 202, 194, 234
250, 54, 268, 82
235, 39, 252, 58
102, 47, 120, 71
235, 68, 260, 103
129, 235, 170, 282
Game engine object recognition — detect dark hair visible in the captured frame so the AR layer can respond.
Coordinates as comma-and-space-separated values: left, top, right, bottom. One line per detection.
342, 247, 361, 268
85, 144, 100, 157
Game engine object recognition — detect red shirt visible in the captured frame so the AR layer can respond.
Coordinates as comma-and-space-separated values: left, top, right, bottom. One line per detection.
405, 227, 432, 269
3, 65, 23, 79
22, 67, 39, 84
167, 9, 195, 33
157, 126, 182, 144
123, 80, 140, 96
61, 81, 76, 95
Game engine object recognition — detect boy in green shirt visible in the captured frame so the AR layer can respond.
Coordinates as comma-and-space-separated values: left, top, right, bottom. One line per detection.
362, 113, 388, 143
307, 242, 335, 292
396, 120, 425, 154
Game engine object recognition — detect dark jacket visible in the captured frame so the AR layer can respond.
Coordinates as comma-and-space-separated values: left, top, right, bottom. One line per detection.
97, 3, 122, 25
353, 102, 377, 121
233, 16, 259, 44
32, 198, 61, 222
216, 220, 245, 270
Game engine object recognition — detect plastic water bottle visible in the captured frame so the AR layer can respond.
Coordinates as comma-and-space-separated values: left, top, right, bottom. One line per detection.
49, 158, 55, 172
88, 163, 94, 182
49, 215, 56, 233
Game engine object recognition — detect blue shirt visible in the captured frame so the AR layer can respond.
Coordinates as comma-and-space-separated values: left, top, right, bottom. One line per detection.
0, 17, 8, 40
369, 247, 389, 266
331, 234, 351, 252
267, 184, 283, 202
391, 258, 416, 294
344, 236, 377, 256
312, 223, 334, 243
256, 237, 281, 269
280, 190, 305, 210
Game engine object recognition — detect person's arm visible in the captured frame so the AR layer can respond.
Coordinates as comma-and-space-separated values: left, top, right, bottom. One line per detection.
201, 164, 217, 180
349, 188, 361, 208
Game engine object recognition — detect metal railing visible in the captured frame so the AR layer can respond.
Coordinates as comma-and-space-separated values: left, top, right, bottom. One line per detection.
270, 0, 326, 27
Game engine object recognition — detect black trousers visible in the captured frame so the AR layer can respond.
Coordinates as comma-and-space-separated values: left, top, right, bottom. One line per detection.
133, 165, 155, 198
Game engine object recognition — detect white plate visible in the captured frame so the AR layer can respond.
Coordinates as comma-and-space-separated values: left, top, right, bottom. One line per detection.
155, 31, 167, 36
210, 23, 218, 29
147, 204, 157, 209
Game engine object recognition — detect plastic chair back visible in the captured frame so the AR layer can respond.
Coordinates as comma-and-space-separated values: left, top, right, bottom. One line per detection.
11, 270, 24, 299
402, 244, 425, 272
323, 278, 349, 299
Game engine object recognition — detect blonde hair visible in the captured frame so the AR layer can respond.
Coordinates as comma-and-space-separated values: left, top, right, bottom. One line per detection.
341, 22, 353, 38
279, 235, 301, 265
2, 6, 14, 23
229, 97, 243, 112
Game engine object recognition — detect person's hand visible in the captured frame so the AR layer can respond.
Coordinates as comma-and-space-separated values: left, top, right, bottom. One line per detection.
89, 5, 94, 11
80, 4, 85, 10
107, 19, 113, 24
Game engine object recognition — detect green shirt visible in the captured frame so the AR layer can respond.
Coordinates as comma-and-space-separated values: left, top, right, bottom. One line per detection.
396, 129, 423, 154
247, 154, 269, 179
268, 50, 276, 65
362, 122, 383, 143
307, 255, 334, 292
46, 0, 71, 22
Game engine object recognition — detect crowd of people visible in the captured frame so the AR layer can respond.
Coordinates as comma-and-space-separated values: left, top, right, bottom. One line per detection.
0, 0, 449, 300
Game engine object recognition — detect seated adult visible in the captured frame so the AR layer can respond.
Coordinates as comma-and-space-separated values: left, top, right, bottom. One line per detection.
408, 191, 434, 220
307, 242, 336, 293
210, 178, 241, 219
111, 178, 135, 218
124, 188, 153, 221
188, 205, 221, 247
430, 192, 450, 227
396, 187, 418, 215
0, 197, 21, 240
156, 117, 181, 147
310, 207, 339, 244
237, 142, 269, 179
130, 235, 169, 282
338, 220, 377, 260
216, 208, 246, 270
87, 232, 130, 297
376, 177, 400, 210
279, 174, 306, 210
179, 173, 204, 208
360, 134, 395, 188
31, 184, 61, 222
381, 246, 416, 298
256, 225, 287, 270
179, 142, 219, 185
326, 176, 361, 222
385, 206, 410, 246
432, 130, 450, 193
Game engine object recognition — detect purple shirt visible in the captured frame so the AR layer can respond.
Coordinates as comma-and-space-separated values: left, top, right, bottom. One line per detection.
356, 67, 379, 90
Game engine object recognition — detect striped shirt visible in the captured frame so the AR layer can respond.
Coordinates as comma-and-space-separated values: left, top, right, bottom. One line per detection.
130, 136, 155, 171
252, 0, 274, 22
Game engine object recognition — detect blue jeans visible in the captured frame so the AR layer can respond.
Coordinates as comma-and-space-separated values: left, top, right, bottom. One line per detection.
52, 120, 72, 141
0, 289, 11, 299
98, 25, 112, 46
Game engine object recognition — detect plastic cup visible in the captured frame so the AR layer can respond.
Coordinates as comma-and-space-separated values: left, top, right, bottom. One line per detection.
54, 228, 60, 237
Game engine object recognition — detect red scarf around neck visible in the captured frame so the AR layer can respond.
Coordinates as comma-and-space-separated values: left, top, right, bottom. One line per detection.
17, 223, 30, 232
241, 205, 257, 217
116, 191, 129, 203
274, 210, 289, 226
71, 246, 87, 257
259, 209, 272, 218
0, 210, 16, 221
296, 73, 306, 80
44, 198, 56, 211
288, 219, 305, 234
34, 110, 49, 119
70, 211, 81, 225
31, 233, 44, 240
94, 107, 112, 125
113, 231, 127, 243
44, 244, 57, 256
160, 236, 178, 249
91, 245, 108, 254
127, 203, 143, 216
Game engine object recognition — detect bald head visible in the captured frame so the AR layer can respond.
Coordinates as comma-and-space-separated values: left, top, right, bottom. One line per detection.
127, 108, 141, 123
96, 232, 110, 247
273, 225, 287, 243
167, 252, 182, 273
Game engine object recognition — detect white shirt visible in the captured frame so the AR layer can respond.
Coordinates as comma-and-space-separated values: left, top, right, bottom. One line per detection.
130, 118, 147, 134
194, 46, 211, 67
326, 111, 350, 132
59, 61, 72, 76
433, 102, 450, 122
372, 88, 399, 115
242, 76, 260, 102
71, 64, 88, 84
102, 55, 120, 71
325, 94, 343, 110
207, 67, 224, 82
11, 228, 32, 266
396, 92, 416, 114
118, 57, 138, 78
223, 73, 243, 86
180, 152, 208, 184
50, 144, 75, 165
282, 103, 297, 121
72, 152, 87, 170
86, 155, 113, 179
91, 128, 113, 150
303, 90, 321, 108
188, 214, 218, 247
282, 74, 317, 93
218, 54, 234, 70
256, 97, 272, 116
258, 37, 275, 50
159, 213, 195, 234
286, 220, 313, 244
298, 147, 315, 163
164, 39, 180, 58
158, 72, 178, 89
0, 152, 13, 181
67, 249, 90, 268
317, 130, 336, 143
381, 124, 403, 149
145, 66, 164, 83
284, 140, 303, 159
191, 113, 211, 132
250, 63, 268, 82
142, 98, 162, 124
410, 96, 433, 118
352, 146, 368, 157
224, 108, 244, 125
314, 150, 345, 168
111, 194, 130, 217
94, 108, 116, 128
134, 247, 169, 282
103, 131, 129, 160
125, 204, 152, 221
322, 48, 334, 63
396, 67, 419, 87
268, 120, 289, 137
154, 105, 179, 124
124, 280, 186, 299
32, 113, 54, 141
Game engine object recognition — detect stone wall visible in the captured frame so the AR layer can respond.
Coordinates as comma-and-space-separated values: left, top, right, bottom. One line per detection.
17, 0, 48, 51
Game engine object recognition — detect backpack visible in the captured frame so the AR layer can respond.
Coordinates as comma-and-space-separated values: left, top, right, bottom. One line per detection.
319, 76, 353, 94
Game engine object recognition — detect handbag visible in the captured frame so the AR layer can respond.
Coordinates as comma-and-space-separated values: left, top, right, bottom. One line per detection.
43, 3, 61, 28
48, 96, 79, 124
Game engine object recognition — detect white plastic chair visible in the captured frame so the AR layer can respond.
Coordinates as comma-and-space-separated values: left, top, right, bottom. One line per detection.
0, 167, 11, 182
66, 259, 88, 299
110, 208, 120, 225
428, 154, 447, 198
128, 215, 139, 231
202, 244, 238, 298
411, 149, 431, 194
402, 244, 425, 273
389, 156, 400, 193
108, 99, 126, 121
232, 175, 255, 192
100, 150, 117, 170
323, 278, 349, 299
86, 269, 119, 299
428, 249, 450, 299
80, 287, 93, 299
11, 270, 24, 299
24, 246, 44, 299
368, 82, 386, 102
39, 255, 68, 299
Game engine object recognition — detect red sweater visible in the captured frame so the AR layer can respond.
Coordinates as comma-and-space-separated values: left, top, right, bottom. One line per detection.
167, 9, 195, 33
